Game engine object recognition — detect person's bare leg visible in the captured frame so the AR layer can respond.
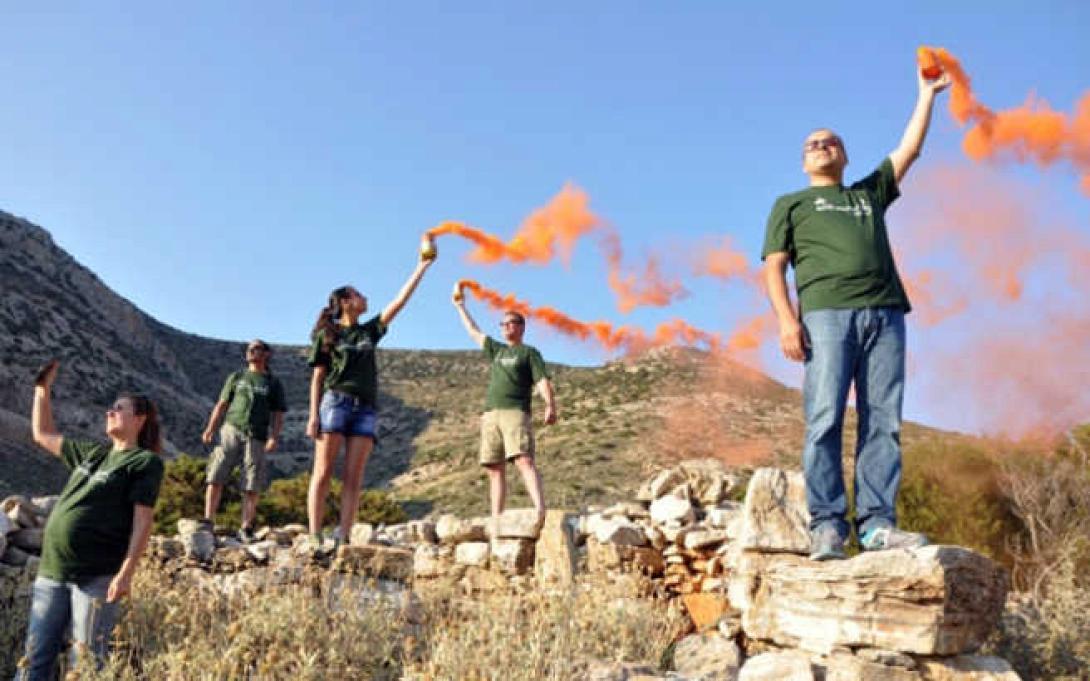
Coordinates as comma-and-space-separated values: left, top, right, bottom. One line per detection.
485, 463, 507, 539
513, 454, 546, 527
204, 483, 223, 522
307, 433, 343, 535
241, 491, 259, 529
338, 436, 375, 539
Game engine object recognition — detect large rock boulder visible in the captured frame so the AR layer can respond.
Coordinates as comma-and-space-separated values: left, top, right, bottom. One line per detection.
738, 651, 814, 681
493, 509, 542, 539
914, 655, 1021, 680
650, 494, 695, 526
738, 468, 809, 554
436, 514, 487, 544
177, 519, 215, 563
735, 546, 1008, 656
490, 539, 535, 574
673, 630, 742, 680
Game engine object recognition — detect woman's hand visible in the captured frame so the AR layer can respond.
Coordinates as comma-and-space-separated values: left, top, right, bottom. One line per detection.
306, 416, 319, 440
34, 359, 59, 388
107, 570, 133, 602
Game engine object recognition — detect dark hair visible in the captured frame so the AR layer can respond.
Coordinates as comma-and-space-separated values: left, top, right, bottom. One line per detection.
118, 393, 162, 453
312, 286, 353, 352
247, 339, 271, 353
503, 310, 526, 325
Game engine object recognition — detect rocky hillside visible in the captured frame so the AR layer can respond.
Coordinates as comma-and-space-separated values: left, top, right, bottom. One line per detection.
0, 209, 953, 515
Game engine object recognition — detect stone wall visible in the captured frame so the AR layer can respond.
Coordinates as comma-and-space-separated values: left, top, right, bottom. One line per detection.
1, 463, 1022, 680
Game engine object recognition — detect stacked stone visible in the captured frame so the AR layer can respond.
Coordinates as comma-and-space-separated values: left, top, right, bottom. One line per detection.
644, 467, 1019, 681
578, 459, 742, 596
0, 463, 1025, 680
0, 495, 55, 679
1, 494, 55, 568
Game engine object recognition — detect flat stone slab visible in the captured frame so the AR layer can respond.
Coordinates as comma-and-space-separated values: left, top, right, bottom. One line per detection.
735, 545, 1008, 656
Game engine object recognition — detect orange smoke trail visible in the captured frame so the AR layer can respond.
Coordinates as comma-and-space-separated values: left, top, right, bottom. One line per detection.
925, 45, 1090, 193
426, 183, 601, 265
456, 278, 720, 353
694, 236, 752, 282
600, 232, 688, 313
725, 313, 776, 353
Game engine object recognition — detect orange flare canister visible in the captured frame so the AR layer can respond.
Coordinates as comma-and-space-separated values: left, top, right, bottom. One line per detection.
917, 46, 943, 80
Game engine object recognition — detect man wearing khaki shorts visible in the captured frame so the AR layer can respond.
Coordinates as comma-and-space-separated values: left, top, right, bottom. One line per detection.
453, 286, 557, 531
201, 339, 287, 542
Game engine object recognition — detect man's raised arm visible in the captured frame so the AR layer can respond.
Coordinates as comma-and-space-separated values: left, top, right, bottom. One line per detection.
889, 70, 951, 184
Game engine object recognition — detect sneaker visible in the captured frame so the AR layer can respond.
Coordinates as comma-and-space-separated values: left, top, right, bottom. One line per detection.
297, 533, 324, 556
197, 517, 214, 532
237, 525, 256, 544
330, 527, 346, 552
809, 525, 846, 561
859, 526, 929, 551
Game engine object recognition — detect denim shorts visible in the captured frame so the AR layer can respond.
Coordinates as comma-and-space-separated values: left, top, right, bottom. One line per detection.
319, 390, 377, 439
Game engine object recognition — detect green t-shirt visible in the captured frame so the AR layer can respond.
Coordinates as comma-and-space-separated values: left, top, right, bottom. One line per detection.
483, 336, 550, 413
219, 370, 287, 440
761, 158, 911, 314
307, 315, 388, 407
39, 439, 164, 581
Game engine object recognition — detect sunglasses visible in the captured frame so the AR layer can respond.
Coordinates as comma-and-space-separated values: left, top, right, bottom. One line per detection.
804, 137, 841, 152
247, 346, 269, 353
500, 320, 524, 327
106, 402, 129, 414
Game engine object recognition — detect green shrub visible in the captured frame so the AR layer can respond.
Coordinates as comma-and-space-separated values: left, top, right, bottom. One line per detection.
154, 456, 407, 534
154, 454, 240, 534
895, 439, 1020, 561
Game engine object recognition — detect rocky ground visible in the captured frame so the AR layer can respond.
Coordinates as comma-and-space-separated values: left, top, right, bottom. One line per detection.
1, 462, 1022, 680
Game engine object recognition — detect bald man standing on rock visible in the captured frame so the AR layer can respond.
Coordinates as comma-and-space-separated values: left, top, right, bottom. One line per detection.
762, 66, 951, 561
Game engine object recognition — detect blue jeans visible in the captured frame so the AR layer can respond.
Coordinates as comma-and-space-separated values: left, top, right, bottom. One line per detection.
801, 307, 905, 539
16, 575, 119, 681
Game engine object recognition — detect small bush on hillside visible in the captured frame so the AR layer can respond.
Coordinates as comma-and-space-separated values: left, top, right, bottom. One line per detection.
895, 439, 1021, 560
153, 454, 240, 534
985, 435, 1090, 680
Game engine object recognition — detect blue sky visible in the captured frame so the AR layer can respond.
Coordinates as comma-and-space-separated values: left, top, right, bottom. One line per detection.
3, 3, 1088, 433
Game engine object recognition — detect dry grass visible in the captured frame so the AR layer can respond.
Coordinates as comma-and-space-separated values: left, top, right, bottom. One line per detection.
72, 569, 685, 681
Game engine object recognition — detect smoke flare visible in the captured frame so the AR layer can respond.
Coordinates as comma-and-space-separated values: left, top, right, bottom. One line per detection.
426, 183, 601, 265
456, 278, 720, 354
925, 45, 1090, 194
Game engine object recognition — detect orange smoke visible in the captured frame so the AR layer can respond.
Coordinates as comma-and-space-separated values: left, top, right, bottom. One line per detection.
600, 233, 688, 313
426, 183, 601, 265
725, 313, 776, 353
925, 45, 1090, 193
694, 236, 752, 282
894, 163, 1090, 436
456, 278, 720, 354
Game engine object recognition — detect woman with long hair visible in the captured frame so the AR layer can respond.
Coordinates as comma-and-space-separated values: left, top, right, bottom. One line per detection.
17, 360, 165, 680
304, 239, 435, 550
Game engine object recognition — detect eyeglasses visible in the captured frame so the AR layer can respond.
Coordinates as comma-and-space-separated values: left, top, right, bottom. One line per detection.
804, 137, 841, 152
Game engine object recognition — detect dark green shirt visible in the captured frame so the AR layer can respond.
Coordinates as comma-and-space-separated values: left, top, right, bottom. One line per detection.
483, 336, 550, 413
307, 315, 388, 407
39, 439, 164, 581
219, 370, 286, 440
761, 158, 911, 314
